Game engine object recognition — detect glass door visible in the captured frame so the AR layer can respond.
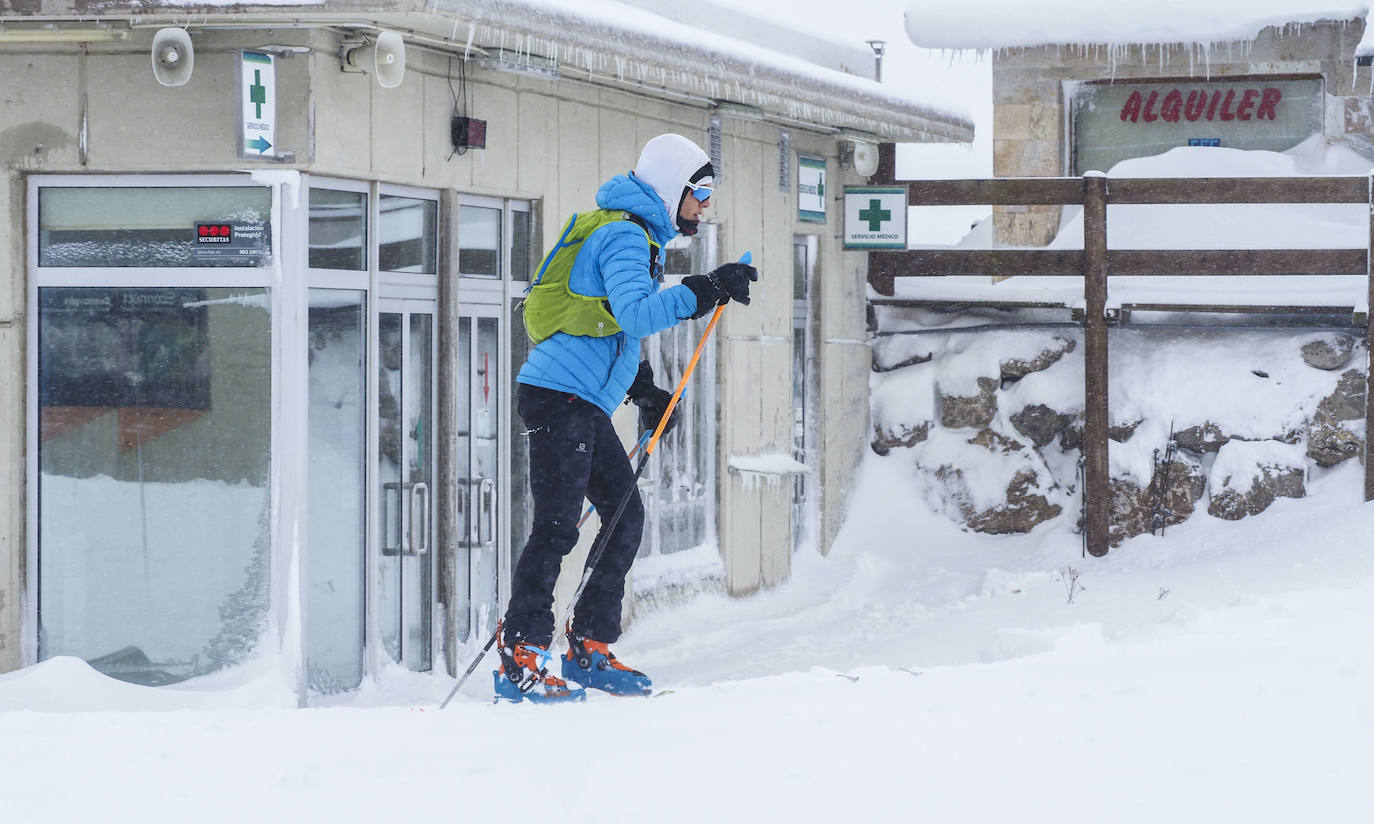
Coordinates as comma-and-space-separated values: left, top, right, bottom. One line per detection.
454, 306, 502, 643
376, 299, 436, 671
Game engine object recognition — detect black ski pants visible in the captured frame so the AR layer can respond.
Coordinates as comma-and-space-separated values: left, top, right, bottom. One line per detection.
503, 383, 645, 649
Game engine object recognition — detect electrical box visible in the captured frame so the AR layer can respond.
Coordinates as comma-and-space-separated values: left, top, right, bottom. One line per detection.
452, 116, 487, 150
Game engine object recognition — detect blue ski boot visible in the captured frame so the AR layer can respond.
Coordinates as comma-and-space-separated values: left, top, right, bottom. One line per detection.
562, 629, 653, 696
493, 624, 587, 704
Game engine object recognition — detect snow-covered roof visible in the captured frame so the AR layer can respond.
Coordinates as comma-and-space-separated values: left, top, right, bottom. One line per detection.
0, 0, 971, 142
432, 0, 972, 141
904, 0, 1370, 50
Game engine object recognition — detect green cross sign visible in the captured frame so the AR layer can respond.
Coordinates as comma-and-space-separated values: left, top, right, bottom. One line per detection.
250, 70, 267, 119
859, 199, 891, 231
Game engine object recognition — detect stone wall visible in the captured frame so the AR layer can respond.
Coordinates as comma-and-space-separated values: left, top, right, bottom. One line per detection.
871, 321, 1365, 546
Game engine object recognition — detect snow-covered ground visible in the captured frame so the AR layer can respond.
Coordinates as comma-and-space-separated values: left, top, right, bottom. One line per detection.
4, 449, 1373, 821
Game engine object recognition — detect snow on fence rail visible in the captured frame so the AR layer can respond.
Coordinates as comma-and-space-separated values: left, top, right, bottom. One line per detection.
866, 146, 1374, 557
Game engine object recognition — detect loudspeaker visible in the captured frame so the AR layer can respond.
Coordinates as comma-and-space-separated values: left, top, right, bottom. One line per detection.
851, 139, 879, 177
151, 27, 194, 87
344, 30, 406, 89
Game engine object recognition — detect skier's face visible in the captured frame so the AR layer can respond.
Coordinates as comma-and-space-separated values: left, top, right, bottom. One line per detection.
679, 189, 710, 223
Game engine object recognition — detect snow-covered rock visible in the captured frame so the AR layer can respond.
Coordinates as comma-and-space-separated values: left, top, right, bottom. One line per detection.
1207, 440, 1307, 520
1110, 452, 1207, 545
1301, 333, 1358, 371
938, 376, 999, 429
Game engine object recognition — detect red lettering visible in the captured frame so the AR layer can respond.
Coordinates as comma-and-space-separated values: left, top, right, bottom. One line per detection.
1236, 89, 1259, 120
1120, 90, 1143, 123
1219, 89, 1237, 121
1206, 90, 1222, 120
1184, 90, 1206, 121
1257, 87, 1281, 120
1161, 90, 1183, 123
1142, 90, 1160, 122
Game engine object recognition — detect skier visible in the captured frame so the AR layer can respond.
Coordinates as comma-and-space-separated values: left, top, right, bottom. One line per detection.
495, 133, 758, 703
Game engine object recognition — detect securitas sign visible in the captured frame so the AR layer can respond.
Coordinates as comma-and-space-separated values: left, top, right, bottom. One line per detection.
193, 222, 270, 261
1071, 77, 1322, 174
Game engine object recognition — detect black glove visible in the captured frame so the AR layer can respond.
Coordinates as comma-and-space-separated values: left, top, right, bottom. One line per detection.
625, 360, 680, 435
682, 262, 759, 319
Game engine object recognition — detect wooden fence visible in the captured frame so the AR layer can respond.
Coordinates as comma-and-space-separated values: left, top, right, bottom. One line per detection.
867, 147, 1374, 557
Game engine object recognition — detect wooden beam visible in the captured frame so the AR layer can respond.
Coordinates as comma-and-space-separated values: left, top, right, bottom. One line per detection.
1082, 175, 1111, 558
879, 249, 1084, 276
1108, 249, 1367, 276
1108, 176, 1369, 205
870, 248, 1366, 279
908, 177, 1084, 206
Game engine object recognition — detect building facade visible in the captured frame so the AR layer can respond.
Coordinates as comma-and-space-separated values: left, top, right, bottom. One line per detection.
0, 2, 971, 697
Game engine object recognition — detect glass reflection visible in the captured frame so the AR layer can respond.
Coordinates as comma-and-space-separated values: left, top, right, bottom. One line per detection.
306, 290, 366, 693
38, 287, 272, 685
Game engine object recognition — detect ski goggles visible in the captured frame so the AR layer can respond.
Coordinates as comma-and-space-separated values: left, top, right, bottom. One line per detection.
689, 183, 713, 203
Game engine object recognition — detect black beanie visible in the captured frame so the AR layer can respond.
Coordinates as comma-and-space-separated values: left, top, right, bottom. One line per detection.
676, 162, 716, 237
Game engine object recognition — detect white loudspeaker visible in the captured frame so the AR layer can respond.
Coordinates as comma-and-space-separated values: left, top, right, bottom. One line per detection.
852, 139, 879, 177
151, 27, 194, 87
345, 30, 406, 89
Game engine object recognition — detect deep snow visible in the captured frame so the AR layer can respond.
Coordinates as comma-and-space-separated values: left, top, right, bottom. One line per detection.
3, 459, 1373, 822
5, 4, 1374, 822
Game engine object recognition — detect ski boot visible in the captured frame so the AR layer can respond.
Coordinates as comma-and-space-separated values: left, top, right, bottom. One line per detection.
493, 623, 587, 704
561, 628, 653, 696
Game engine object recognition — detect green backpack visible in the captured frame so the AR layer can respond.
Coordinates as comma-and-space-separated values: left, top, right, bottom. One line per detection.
521, 209, 660, 345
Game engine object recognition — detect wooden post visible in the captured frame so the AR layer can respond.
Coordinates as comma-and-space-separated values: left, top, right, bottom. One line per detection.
1366, 175, 1374, 502
1082, 174, 1110, 557
866, 143, 900, 296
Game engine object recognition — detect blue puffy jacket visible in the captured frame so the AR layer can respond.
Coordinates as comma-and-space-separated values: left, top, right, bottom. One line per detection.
517, 173, 698, 417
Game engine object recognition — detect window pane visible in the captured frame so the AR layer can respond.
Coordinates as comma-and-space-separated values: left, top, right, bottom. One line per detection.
459, 205, 501, 277
380, 195, 437, 274
664, 246, 693, 277
39, 187, 271, 268
310, 189, 367, 271
307, 289, 366, 693
38, 287, 272, 685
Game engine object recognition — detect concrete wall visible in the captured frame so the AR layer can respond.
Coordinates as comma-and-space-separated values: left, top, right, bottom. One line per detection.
0, 24, 873, 667
0, 170, 21, 673
991, 17, 1372, 246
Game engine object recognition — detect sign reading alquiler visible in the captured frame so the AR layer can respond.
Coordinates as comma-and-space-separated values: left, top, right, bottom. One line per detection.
1071, 77, 1323, 174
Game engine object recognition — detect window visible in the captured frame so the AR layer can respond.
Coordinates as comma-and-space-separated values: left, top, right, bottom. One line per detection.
309, 189, 367, 271
379, 195, 438, 274
458, 204, 502, 277
38, 286, 273, 685
39, 187, 272, 268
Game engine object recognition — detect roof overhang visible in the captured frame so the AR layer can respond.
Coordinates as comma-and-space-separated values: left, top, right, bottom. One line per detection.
0, 0, 973, 143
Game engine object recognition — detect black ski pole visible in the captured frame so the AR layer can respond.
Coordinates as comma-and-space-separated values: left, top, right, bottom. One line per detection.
439, 287, 734, 709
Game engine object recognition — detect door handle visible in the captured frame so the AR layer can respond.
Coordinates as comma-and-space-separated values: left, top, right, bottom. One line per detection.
409, 481, 430, 555
479, 477, 495, 545
382, 481, 406, 556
